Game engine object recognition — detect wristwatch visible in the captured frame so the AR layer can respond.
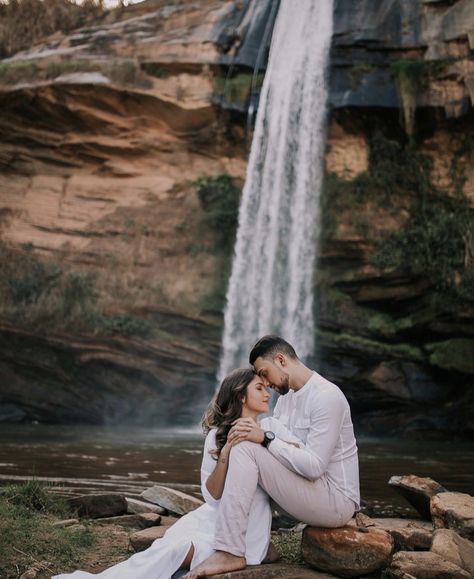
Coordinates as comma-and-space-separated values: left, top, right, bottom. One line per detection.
261, 430, 275, 448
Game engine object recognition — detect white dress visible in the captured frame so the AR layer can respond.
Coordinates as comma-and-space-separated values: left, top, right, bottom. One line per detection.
52, 428, 273, 579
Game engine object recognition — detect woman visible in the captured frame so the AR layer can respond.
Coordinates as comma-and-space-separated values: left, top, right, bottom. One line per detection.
53, 368, 276, 579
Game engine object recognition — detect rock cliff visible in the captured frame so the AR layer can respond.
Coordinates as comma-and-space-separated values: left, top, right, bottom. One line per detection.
0, 0, 472, 436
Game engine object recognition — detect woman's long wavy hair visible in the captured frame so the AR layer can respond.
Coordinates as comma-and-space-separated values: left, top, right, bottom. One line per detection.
201, 368, 256, 458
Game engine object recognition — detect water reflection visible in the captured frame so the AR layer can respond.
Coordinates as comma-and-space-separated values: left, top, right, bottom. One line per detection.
1, 425, 473, 510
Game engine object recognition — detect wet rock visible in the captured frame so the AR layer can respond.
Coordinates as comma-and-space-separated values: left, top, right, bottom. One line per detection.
51, 518, 80, 528
94, 512, 161, 528
349, 517, 434, 551
431, 492, 474, 540
388, 475, 447, 520
431, 529, 474, 576
141, 485, 203, 516
67, 493, 127, 518
384, 551, 470, 578
302, 525, 394, 577
126, 497, 166, 515
129, 525, 173, 552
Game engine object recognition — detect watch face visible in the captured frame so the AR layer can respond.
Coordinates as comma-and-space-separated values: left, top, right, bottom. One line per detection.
265, 431, 275, 441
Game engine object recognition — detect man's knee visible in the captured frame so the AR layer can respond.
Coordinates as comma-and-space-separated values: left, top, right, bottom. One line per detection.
231, 440, 258, 458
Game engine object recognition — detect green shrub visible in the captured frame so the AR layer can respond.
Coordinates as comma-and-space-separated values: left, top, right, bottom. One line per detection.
0, 60, 40, 84
0, 242, 154, 337
45, 59, 98, 79
373, 197, 473, 296
213, 72, 264, 104
0, 480, 67, 515
97, 313, 153, 337
194, 173, 241, 252
391, 58, 427, 136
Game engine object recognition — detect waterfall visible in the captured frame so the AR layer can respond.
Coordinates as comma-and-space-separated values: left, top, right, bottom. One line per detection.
218, 0, 334, 378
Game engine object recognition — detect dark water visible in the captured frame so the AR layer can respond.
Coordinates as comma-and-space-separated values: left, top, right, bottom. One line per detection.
1, 425, 473, 513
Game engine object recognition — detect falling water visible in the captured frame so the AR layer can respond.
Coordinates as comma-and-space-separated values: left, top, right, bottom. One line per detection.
218, 0, 334, 378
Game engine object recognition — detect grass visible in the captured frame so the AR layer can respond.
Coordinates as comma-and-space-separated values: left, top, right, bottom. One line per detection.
0, 481, 95, 579
0, 57, 150, 87
0, 242, 154, 338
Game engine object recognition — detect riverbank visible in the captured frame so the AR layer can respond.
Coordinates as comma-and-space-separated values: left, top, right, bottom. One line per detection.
2, 476, 473, 578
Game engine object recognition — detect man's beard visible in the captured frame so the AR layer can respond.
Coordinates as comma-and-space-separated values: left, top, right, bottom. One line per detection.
275, 373, 290, 395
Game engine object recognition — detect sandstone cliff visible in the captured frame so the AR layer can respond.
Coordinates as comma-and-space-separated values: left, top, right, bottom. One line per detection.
0, 0, 472, 436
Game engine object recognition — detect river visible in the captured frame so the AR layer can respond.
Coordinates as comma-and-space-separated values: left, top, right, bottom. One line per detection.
1, 425, 473, 516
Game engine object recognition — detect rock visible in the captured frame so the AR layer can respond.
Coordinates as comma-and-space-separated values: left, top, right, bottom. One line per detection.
385, 551, 470, 578
388, 475, 447, 520
349, 517, 434, 551
51, 518, 80, 528
301, 525, 394, 577
94, 513, 161, 528
141, 485, 203, 516
68, 524, 87, 532
431, 492, 474, 540
67, 493, 127, 519
129, 525, 173, 552
126, 497, 166, 515
431, 529, 474, 576
208, 563, 335, 578
160, 515, 179, 527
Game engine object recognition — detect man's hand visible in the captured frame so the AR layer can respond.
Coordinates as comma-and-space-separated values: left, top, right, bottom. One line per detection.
227, 417, 264, 445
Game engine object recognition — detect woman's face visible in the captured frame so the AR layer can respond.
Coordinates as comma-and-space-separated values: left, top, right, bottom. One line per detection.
241, 375, 271, 416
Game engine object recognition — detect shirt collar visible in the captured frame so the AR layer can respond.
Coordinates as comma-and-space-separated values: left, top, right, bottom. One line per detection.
292, 371, 316, 398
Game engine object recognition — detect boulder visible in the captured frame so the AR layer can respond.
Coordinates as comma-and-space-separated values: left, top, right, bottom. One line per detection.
141, 485, 203, 516
388, 475, 447, 520
94, 513, 161, 528
130, 525, 173, 552
126, 497, 167, 515
67, 493, 127, 519
431, 529, 474, 576
385, 551, 470, 578
301, 525, 394, 577
349, 517, 433, 551
430, 492, 474, 540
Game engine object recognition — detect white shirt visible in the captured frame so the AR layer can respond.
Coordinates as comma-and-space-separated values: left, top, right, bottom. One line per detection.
268, 371, 360, 508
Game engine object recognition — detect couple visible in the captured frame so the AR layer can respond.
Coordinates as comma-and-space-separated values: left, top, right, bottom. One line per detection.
54, 335, 359, 579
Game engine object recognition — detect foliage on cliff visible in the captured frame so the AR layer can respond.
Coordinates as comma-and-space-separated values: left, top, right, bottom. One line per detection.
0, 0, 104, 58
0, 242, 153, 337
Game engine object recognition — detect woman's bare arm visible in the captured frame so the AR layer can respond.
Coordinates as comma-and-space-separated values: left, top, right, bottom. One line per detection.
205, 441, 232, 500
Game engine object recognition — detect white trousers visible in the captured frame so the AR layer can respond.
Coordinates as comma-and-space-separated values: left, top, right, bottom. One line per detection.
214, 441, 355, 557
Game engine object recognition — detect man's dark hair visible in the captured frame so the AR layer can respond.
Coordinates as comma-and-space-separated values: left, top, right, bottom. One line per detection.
249, 335, 298, 365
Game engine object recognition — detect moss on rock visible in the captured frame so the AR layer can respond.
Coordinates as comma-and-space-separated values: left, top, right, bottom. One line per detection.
427, 339, 474, 374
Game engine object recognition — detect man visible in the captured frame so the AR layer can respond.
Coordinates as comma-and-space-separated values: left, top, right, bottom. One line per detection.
186, 335, 360, 578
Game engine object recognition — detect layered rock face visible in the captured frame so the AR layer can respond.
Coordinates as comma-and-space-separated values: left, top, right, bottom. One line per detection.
0, 0, 472, 434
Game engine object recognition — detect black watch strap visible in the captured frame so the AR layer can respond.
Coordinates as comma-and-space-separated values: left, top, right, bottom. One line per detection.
261, 431, 275, 448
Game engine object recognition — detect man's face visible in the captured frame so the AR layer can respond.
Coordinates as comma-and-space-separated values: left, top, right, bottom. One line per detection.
253, 356, 290, 395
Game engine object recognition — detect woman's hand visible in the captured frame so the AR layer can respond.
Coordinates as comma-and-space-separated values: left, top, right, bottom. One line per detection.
227, 417, 264, 445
